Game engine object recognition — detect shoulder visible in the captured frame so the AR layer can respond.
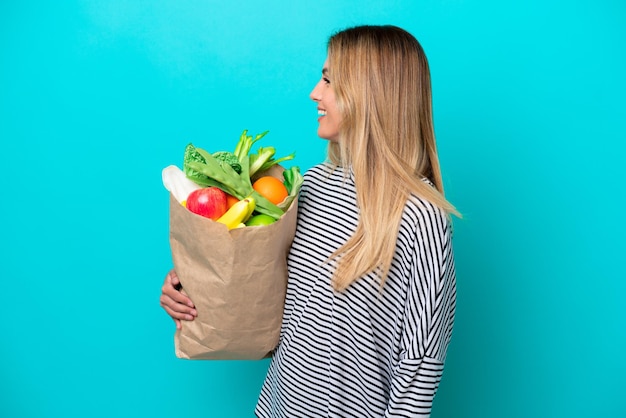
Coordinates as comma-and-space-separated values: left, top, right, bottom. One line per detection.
402, 178, 450, 227
302, 163, 342, 183
400, 192, 452, 246
405, 194, 448, 223
300, 163, 353, 195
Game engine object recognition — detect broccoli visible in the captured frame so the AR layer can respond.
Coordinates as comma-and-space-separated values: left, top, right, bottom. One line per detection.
212, 151, 242, 174
183, 143, 208, 184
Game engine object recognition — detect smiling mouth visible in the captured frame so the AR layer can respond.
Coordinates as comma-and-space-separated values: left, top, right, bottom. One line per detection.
317, 109, 327, 116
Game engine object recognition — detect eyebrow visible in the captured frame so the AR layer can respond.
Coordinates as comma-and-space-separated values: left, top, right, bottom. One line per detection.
322, 67, 329, 76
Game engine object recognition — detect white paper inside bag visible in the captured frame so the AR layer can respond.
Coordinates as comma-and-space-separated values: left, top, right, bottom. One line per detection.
162, 165, 201, 203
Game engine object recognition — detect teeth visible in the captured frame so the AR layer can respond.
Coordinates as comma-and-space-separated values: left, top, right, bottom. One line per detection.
318, 110, 327, 116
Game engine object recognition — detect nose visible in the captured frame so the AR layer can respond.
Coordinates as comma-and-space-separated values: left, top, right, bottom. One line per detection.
310, 80, 323, 102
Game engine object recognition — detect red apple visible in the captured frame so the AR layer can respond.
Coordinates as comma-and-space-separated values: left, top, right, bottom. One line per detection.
186, 187, 228, 220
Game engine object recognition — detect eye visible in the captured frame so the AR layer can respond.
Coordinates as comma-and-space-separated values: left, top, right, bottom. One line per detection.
323, 77, 331, 85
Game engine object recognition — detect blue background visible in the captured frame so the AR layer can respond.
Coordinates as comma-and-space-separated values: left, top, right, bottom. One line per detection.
1, 1, 625, 417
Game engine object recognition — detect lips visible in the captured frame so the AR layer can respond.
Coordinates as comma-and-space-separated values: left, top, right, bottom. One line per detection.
317, 108, 327, 116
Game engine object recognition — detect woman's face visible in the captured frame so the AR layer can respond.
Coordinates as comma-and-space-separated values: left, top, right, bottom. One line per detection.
310, 58, 341, 142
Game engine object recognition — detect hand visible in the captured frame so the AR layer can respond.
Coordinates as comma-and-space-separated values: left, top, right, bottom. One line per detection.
160, 269, 197, 329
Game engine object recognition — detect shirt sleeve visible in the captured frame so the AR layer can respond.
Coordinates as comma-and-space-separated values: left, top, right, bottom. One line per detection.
385, 204, 456, 417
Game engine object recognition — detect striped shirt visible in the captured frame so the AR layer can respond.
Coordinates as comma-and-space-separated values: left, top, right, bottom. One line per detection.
255, 163, 456, 417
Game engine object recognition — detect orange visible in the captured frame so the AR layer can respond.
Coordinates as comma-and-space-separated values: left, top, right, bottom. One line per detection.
252, 176, 288, 205
225, 193, 240, 209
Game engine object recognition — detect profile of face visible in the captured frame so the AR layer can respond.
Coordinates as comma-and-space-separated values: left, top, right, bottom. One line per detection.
310, 58, 341, 142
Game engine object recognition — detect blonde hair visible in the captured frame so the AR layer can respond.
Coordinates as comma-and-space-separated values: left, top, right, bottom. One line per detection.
325, 25, 460, 292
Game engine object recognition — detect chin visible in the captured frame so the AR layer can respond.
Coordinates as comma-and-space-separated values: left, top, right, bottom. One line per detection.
317, 131, 339, 142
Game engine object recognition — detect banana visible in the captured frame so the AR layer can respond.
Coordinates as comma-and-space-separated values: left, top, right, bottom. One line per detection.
216, 197, 256, 229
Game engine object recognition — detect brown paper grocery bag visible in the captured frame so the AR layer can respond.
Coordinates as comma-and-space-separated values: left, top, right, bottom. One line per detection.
168, 193, 297, 360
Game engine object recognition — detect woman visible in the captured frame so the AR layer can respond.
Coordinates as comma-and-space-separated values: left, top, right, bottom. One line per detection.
161, 25, 458, 417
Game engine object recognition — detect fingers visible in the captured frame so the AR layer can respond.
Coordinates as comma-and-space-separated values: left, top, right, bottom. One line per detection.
160, 269, 197, 324
160, 283, 197, 317
164, 270, 195, 307
160, 292, 197, 320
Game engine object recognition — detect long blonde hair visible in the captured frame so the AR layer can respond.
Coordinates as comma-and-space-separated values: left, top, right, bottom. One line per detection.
326, 25, 459, 292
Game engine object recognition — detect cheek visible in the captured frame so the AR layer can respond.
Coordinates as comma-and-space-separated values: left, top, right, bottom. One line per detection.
330, 106, 342, 126
329, 94, 341, 121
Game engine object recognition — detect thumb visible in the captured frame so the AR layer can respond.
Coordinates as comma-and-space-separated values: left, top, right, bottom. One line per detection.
168, 270, 180, 286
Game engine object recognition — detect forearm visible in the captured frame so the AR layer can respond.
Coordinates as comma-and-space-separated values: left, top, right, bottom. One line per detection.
384, 356, 444, 418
